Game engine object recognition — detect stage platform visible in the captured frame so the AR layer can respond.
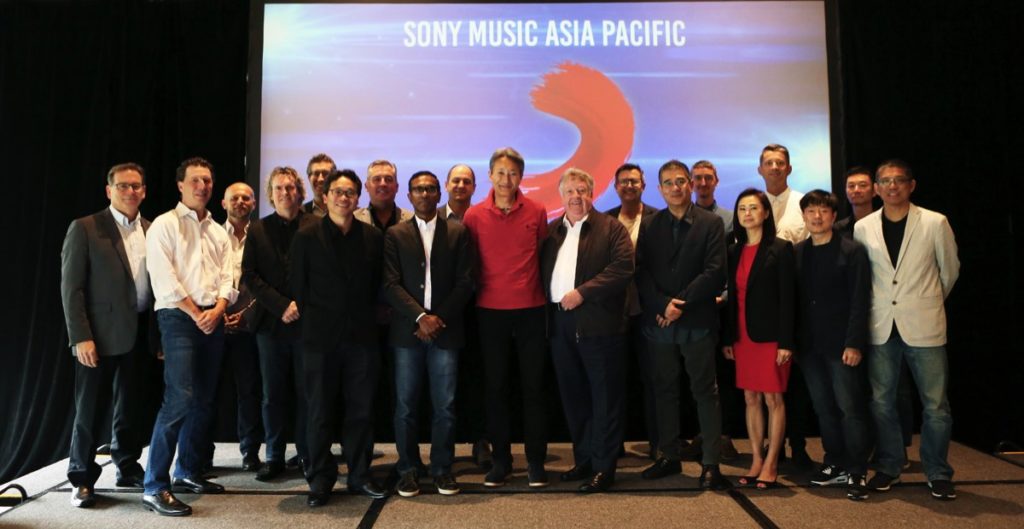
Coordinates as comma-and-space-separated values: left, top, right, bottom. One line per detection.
3, 437, 1023, 528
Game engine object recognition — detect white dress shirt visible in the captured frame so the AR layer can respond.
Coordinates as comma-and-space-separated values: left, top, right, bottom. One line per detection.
767, 187, 808, 243
147, 202, 237, 311
223, 220, 248, 289
550, 215, 587, 302
415, 214, 437, 311
109, 206, 151, 312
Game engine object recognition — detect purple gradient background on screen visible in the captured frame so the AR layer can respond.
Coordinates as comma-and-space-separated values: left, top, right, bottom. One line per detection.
259, 1, 831, 217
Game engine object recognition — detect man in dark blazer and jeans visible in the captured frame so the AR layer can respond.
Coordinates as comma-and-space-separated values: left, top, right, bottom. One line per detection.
635, 160, 730, 490
289, 169, 388, 507
384, 170, 474, 498
61, 162, 153, 508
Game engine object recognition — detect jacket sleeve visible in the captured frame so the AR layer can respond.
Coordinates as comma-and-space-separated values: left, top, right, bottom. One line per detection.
635, 218, 670, 319
241, 223, 291, 319
576, 219, 634, 302
679, 216, 727, 304
845, 241, 871, 350
288, 230, 309, 313
934, 215, 960, 298
60, 219, 92, 346
777, 241, 797, 350
434, 226, 475, 323
720, 245, 738, 346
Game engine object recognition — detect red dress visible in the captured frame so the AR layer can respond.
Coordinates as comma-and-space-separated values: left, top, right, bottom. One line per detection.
734, 244, 791, 393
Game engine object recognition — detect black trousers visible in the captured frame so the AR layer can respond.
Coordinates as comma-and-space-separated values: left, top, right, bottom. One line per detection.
477, 306, 548, 468
67, 315, 148, 487
213, 331, 263, 458
303, 344, 379, 493
456, 301, 488, 442
550, 310, 626, 475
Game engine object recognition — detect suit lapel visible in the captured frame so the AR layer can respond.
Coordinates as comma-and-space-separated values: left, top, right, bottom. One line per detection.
99, 209, 133, 277
870, 213, 895, 275
748, 241, 769, 287
894, 205, 920, 274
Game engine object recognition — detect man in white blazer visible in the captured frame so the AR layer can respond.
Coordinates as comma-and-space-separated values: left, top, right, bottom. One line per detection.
854, 159, 959, 501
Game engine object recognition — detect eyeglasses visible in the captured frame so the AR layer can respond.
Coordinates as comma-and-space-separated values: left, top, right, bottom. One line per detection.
328, 188, 358, 198
410, 185, 439, 195
617, 178, 643, 187
112, 182, 144, 192
877, 176, 912, 187
309, 170, 331, 178
660, 178, 690, 189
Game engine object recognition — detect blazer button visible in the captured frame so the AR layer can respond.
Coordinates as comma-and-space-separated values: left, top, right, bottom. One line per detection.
891, 300, 897, 305
892, 280, 898, 285
421, 262, 425, 267
420, 284, 425, 289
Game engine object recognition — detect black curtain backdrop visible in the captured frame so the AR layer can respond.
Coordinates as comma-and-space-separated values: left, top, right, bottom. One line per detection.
1, 0, 1020, 484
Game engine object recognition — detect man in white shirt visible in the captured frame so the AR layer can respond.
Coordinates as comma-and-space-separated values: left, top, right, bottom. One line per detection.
142, 157, 236, 517
61, 162, 153, 508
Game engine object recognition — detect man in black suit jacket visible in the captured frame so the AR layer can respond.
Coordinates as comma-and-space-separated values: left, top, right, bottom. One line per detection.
383, 170, 474, 498
241, 166, 315, 481
289, 169, 388, 507
795, 190, 872, 500
542, 168, 634, 493
635, 160, 730, 490
60, 163, 153, 507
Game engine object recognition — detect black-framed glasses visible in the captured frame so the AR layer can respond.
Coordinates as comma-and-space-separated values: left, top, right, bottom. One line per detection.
309, 170, 331, 178
410, 185, 439, 195
112, 183, 145, 192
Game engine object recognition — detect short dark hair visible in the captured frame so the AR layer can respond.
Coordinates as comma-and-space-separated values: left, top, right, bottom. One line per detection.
614, 163, 643, 184
844, 166, 872, 180
732, 188, 777, 246
489, 147, 525, 175
323, 169, 362, 198
446, 164, 476, 184
799, 189, 839, 212
875, 159, 914, 182
408, 170, 439, 189
176, 157, 214, 182
307, 153, 336, 175
691, 160, 718, 178
657, 159, 690, 182
759, 144, 791, 165
107, 162, 146, 185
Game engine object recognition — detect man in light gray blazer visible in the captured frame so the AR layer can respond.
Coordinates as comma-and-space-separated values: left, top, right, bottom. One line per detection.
854, 159, 960, 501
61, 162, 153, 508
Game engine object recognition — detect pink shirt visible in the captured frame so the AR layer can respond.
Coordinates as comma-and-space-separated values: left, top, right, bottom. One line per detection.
463, 189, 547, 309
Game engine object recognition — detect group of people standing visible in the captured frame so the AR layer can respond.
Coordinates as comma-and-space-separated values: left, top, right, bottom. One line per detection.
59, 143, 959, 517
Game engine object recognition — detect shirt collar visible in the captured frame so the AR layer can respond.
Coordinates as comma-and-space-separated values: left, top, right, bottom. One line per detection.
696, 200, 718, 212
108, 205, 140, 228
415, 214, 438, 231
562, 214, 588, 230
766, 187, 791, 203
224, 219, 249, 238
174, 201, 208, 223
485, 188, 523, 214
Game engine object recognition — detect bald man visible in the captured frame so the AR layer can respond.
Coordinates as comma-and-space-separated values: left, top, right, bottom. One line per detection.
211, 182, 264, 473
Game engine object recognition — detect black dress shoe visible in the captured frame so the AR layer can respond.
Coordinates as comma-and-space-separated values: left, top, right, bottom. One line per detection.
579, 472, 615, 493
699, 464, 732, 491
350, 481, 389, 499
256, 461, 285, 482
285, 455, 301, 469
142, 490, 192, 516
172, 476, 225, 494
242, 452, 261, 472
472, 439, 493, 470
96, 443, 111, 456
560, 465, 592, 482
116, 474, 145, 488
70, 486, 96, 508
307, 491, 330, 507
642, 457, 682, 480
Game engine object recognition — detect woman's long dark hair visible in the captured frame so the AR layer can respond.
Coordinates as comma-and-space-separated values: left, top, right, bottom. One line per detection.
731, 187, 776, 246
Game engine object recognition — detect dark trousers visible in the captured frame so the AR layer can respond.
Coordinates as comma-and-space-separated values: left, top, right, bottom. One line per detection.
785, 361, 816, 452
257, 333, 308, 463
303, 344, 379, 494
144, 309, 224, 495
393, 343, 459, 476
477, 306, 548, 468
550, 310, 626, 475
456, 302, 488, 442
649, 334, 722, 466
67, 318, 148, 487
216, 331, 262, 457
801, 353, 871, 475
628, 315, 658, 452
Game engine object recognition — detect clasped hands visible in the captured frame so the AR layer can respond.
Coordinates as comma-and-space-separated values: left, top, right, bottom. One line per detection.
655, 298, 685, 328
415, 314, 446, 342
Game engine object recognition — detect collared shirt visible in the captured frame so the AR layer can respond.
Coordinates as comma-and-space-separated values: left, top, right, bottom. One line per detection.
766, 187, 808, 243
440, 203, 466, 222
550, 215, 587, 302
223, 219, 248, 289
415, 214, 438, 311
147, 202, 237, 311
697, 200, 733, 234
616, 209, 643, 247
109, 205, 151, 312
304, 200, 327, 218
367, 203, 401, 231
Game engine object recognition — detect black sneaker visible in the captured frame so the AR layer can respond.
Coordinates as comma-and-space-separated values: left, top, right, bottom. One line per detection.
867, 472, 900, 492
396, 471, 420, 498
846, 474, 869, 501
527, 464, 549, 488
810, 464, 850, 486
434, 474, 460, 496
929, 479, 956, 501
483, 465, 511, 488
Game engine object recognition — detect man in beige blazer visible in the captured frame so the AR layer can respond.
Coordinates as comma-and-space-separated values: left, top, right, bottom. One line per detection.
854, 159, 959, 501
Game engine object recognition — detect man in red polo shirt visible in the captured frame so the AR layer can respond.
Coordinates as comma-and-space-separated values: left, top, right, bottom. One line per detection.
462, 147, 549, 488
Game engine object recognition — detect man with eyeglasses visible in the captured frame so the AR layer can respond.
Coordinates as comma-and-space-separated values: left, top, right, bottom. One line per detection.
462, 147, 550, 488
834, 167, 877, 239
635, 160, 730, 490
854, 159, 960, 501
61, 162, 154, 509
384, 170, 474, 498
290, 169, 389, 507
302, 153, 335, 218
356, 159, 414, 231
604, 163, 659, 459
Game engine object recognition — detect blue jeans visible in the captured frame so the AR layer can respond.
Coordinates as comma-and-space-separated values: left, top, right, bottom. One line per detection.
393, 343, 458, 476
801, 353, 870, 475
868, 328, 953, 481
144, 309, 225, 495
256, 333, 308, 463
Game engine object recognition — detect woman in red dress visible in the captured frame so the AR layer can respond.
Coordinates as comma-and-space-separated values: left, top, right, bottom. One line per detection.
722, 188, 796, 489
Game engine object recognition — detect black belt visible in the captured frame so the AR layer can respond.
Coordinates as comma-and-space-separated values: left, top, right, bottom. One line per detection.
549, 302, 571, 313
